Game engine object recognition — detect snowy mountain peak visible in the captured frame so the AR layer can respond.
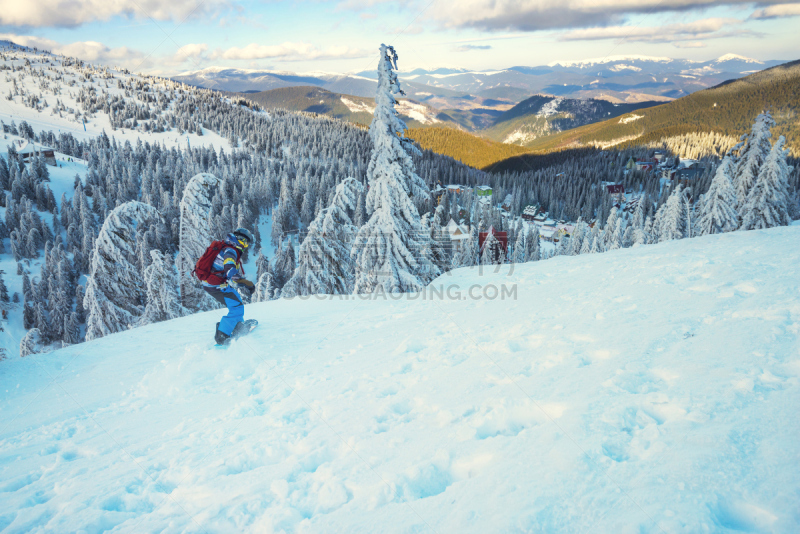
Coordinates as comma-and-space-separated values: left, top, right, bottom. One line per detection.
715, 53, 762, 63
547, 55, 674, 68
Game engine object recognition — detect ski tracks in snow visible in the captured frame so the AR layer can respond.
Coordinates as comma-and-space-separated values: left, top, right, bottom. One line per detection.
1, 227, 799, 532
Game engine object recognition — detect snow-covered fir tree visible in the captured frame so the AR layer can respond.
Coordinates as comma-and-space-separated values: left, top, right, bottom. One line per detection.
176, 173, 223, 312
452, 225, 477, 268
282, 178, 363, 297
740, 136, 793, 230
733, 112, 774, 209
525, 226, 541, 262
140, 250, 188, 325
252, 272, 275, 303
84, 201, 162, 341
352, 44, 436, 294
698, 157, 739, 235
19, 328, 42, 357
655, 185, 687, 242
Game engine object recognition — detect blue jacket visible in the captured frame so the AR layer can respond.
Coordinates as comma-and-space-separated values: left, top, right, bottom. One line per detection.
203, 235, 245, 287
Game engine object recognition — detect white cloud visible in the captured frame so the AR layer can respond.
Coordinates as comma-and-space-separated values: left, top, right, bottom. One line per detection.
559, 18, 756, 43
0, 0, 226, 28
455, 44, 492, 52
673, 41, 708, 48
426, 0, 794, 31
175, 43, 208, 59
0, 33, 146, 65
211, 42, 369, 61
749, 3, 800, 19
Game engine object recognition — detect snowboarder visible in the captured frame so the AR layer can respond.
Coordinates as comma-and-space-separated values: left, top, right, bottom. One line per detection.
198, 228, 258, 345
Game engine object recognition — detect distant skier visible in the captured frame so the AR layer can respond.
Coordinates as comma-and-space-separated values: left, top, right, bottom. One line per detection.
195, 228, 258, 345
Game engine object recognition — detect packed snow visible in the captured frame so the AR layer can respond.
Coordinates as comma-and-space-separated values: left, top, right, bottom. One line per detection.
395, 101, 440, 125
339, 97, 375, 115
1, 226, 799, 532
537, 97, 564, 118
619, 114, 644, 124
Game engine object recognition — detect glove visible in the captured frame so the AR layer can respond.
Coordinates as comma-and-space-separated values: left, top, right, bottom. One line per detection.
238, 279, 255, 296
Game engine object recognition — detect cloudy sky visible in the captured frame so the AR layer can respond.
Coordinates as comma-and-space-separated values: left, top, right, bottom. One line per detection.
1, 0, 798, 75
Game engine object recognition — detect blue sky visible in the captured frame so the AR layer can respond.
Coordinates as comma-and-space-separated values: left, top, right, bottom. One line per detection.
1, 1, 798, 74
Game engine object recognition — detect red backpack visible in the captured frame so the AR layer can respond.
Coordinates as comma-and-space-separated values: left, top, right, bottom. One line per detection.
194, 241, 241, 286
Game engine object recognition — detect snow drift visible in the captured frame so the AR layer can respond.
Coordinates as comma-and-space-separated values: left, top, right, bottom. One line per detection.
1, 226, 799, 533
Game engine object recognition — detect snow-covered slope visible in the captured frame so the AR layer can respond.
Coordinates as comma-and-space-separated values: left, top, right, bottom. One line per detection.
1, 226, 798, 532
0, 45, 230, 150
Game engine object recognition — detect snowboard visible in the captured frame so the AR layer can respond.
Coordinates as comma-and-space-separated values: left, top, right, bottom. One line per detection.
215, 319, 259, 347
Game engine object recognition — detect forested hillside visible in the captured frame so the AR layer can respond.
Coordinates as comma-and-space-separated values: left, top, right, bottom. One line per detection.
405, 127, 530, 169
483, 96, 663, 146
526, 59, 800, 155
239, 86, 459, 129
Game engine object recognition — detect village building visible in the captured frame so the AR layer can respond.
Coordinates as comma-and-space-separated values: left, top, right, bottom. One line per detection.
477, 185, 492, 204
521, 204, 540, 221
445, 219, 471, 254
602, 182, 625, 203
14, 139, 56, 166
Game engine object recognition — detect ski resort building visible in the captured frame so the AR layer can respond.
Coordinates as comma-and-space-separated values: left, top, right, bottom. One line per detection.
477, 185, 492, 204
445, 219, 471, 254
521, 204, 540, 221
14, 140, 56, 166
478, 226, 508, 261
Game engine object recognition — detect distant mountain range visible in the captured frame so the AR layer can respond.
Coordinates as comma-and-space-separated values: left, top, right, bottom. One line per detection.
174, 54, 786, 108
513, 59, 800, 156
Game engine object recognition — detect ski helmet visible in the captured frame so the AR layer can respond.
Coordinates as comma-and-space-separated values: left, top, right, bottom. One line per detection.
233, 227, 254, 249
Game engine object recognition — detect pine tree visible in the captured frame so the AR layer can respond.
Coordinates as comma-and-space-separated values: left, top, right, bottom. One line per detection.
511, 224, 526, 263
658, 184, 687, 242
63, 312, 81, 345
740, 136, 793, 230
20, 328, 41, 357
140, 250, 188, 325
733, 112, 775, 209
525, 226, 540, 262
176, 173, 222, 312
283, 178, 363, 297
253, 272, 275, 302
0, 270, 8, 303
352, 44, 436, 294
85, 201, 162, 341
603, 207, 620, 251
480, 232, 500, 265
698, 157, 739, 235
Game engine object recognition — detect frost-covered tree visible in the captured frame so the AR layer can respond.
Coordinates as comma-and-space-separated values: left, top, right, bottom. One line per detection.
657, 184, 687, 242
698, 157, 739, 235
63, 312, 81, 345
20, 328, 42, 357
176, 173, 222, 312
480, 232, 502, 265
733, 112, 774, 209
740, 136, 793, 230
272, 239, 296, 294
352, 44, 436, 294
511, 224, 526, 263
632, 200, 648, 246
84, 201, 162, 341
525, 226, 540, 262
140, 250, 188, 325
252, 271, 275, 302
283, 178, 363, 297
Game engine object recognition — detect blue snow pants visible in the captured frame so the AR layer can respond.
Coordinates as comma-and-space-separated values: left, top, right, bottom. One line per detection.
204, 285, 244, 336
